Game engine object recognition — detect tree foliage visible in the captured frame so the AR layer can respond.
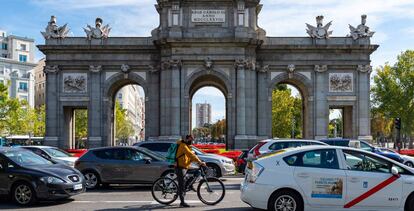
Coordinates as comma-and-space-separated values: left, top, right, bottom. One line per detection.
372, 50, 414, 141
0, 82, 45, 137
115, 101, 135, 144
272, 85, 302, 138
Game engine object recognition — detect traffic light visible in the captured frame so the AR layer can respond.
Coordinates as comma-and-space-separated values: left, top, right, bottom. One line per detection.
395, 118, 401, 130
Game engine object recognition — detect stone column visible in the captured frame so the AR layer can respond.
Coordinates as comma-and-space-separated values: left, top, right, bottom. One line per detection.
43, 65, 60, 147
170, 60, 181, 137
257, 65, 269, 138
314, 65, 328, 139
235, 59, 246, 136
357, 65, 372, 141
88, 65, 103, 148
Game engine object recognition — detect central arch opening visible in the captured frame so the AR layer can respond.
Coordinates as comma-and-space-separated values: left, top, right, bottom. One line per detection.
187, 73, 229, 147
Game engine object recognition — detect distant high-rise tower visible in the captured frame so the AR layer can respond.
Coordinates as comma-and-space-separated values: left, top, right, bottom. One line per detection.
196, 102, 211, 128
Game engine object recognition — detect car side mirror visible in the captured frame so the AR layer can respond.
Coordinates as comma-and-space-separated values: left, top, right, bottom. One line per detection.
391, 166, 399, 176
143, 157, 152, 164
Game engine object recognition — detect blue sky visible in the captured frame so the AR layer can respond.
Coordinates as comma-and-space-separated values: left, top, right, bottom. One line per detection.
2, 0, 414, 125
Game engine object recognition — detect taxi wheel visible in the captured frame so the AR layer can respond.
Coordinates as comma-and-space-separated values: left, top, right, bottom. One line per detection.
405, 162, 414, 168
405, 193, 414, 211
268, 190, 303, 211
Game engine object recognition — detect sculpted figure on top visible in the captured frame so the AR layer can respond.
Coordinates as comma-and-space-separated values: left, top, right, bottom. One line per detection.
84, 18, 111, 40
306, 15, 333, 39
41, 16, 70, 39
349, 15, 375, 40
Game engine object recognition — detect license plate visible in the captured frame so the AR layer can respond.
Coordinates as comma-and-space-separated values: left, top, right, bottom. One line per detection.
73, 184, 83, 190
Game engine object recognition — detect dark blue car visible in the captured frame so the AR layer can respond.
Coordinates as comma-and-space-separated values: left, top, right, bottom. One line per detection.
320, 139, 404, 163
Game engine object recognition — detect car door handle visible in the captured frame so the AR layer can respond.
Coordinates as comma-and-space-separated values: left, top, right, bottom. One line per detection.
349, 177, 359, 183
297, 173, 309, 178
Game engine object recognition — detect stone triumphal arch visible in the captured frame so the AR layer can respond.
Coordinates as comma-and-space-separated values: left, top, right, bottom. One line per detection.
39, 0, 378, 149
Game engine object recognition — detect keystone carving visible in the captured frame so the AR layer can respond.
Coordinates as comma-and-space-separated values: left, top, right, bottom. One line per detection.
89, 65, 102, 73
287, 64, 295, 78
204, 57, 213, 70
314, 65, 328, 73
121, 64, 130, 74
43, 65, 59, 74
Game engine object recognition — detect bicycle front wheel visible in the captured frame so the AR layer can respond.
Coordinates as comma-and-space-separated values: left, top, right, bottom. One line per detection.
197, 177, 225, 205
151, 177, 178, 205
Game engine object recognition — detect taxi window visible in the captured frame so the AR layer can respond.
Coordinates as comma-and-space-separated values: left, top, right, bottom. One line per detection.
283, 149, 339, 169
343, 150, 390, 173
269, 142, 303, 151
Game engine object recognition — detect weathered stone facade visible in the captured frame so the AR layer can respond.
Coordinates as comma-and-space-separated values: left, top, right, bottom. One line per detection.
38, 0, 378, 149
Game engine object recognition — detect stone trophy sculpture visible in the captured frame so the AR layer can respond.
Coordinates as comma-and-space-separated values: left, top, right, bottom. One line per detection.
306, 15, 333, 39
84, 18, 111, 40
41, 16, 69, 39
349, 15, 375, 40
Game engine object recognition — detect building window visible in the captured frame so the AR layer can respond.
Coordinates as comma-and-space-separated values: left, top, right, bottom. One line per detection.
20, 44, 27, 51
19, 95, 28, 102
1, 43, 7, 50
19, 82, 28, 92
19, 54, 27, 62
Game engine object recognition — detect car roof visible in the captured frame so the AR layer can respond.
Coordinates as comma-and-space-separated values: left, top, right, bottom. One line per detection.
260, 139, 326, 143
20, 145, 55, 149
0, 147, 28, 153
88, 146, 144, 151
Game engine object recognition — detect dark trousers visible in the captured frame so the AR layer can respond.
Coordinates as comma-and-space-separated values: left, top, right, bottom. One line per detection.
175, 168, 187, 204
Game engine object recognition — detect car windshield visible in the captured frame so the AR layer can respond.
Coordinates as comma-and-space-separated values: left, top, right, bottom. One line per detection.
43, 147, 72, 158
4, 150, 53, 166
139, 147, 166, 161
191, 146, 205, 155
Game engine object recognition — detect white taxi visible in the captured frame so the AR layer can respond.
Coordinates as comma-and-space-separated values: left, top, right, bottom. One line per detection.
240, 145, 414, 211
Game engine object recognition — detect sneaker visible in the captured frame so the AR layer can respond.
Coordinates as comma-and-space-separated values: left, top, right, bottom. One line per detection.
180, 202, 191, 208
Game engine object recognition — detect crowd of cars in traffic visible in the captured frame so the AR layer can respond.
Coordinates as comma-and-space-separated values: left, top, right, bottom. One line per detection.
1, 138, 413, 211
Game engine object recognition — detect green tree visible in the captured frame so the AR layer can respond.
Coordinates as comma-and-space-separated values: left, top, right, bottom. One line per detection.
75, 109, 88, 148
115, 101, 134, 145
272, 85, 303, 138
210, 119, 226, 140
372, 50, 414, 147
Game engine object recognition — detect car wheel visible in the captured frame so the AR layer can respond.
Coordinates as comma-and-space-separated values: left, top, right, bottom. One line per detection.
83, 171, 100, 189
405, 193, 414, 211
12, 182, 36, 206
206, 164, 221, 178
406, 162, 414, 168
268, 190, 303, 211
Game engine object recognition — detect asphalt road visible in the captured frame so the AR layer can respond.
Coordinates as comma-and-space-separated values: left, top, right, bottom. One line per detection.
0, 176, 254, 211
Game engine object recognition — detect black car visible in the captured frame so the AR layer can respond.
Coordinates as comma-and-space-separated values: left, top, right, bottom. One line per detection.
0, 147, 85, 205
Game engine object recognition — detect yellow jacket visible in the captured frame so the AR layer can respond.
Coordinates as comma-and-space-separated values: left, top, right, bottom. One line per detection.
176, 140, 202, 169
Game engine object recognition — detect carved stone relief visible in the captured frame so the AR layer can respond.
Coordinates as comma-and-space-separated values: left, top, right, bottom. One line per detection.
329, 73, 353, 92
63, 73, 87, 93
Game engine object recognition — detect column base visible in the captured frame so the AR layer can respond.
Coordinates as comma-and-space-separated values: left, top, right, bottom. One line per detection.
157, 136, 182, 142
88, 137, 102, 148
314, 136, 327, 140
234, 135, 260, 150
358, 135, 373, 142
44, 136, 59, 147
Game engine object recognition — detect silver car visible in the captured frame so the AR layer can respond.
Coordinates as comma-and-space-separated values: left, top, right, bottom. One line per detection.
21, 146, 78, 167
75, 146, 174, 189
134, 141, 235, 177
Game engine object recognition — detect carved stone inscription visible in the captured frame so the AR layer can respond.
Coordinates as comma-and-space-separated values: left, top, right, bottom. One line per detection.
191, 10, 225, 23
329, 73, 353, 92
63, 73, 87, 93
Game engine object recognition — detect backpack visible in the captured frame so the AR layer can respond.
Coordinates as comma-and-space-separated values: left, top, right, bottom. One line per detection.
166, 143, 185, 164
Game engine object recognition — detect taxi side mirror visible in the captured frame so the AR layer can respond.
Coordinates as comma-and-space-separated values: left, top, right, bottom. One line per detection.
391, 166, 399, 176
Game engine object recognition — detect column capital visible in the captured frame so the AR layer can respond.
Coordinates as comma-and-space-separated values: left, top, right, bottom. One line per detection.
161, 59, 182, 70
89, 65, 102, 73
43, 65, 59, 74
357, 65, 372, 73
314, 65, 328, 73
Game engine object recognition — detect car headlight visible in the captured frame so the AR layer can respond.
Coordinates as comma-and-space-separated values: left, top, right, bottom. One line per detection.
248, 162, 264, 183
221, 159, 233, 164
40, 176, 66, 184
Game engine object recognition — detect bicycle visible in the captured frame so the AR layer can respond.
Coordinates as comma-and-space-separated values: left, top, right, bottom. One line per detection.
151, 166, 225, 205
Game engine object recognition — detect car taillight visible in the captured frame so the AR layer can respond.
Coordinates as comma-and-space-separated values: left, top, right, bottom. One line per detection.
248, 162, 264, 183
253, 142, 266, 158
238, 158, 246, 165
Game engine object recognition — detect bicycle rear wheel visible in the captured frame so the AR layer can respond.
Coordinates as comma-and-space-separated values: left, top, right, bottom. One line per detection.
152, 177, 178, 205
197, 177, 225, 205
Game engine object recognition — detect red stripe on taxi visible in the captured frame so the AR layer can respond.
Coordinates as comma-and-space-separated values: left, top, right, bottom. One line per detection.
344, 175, 400, 208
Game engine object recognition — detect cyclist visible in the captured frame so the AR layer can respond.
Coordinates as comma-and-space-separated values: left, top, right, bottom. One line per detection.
175, 135, 206, 207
